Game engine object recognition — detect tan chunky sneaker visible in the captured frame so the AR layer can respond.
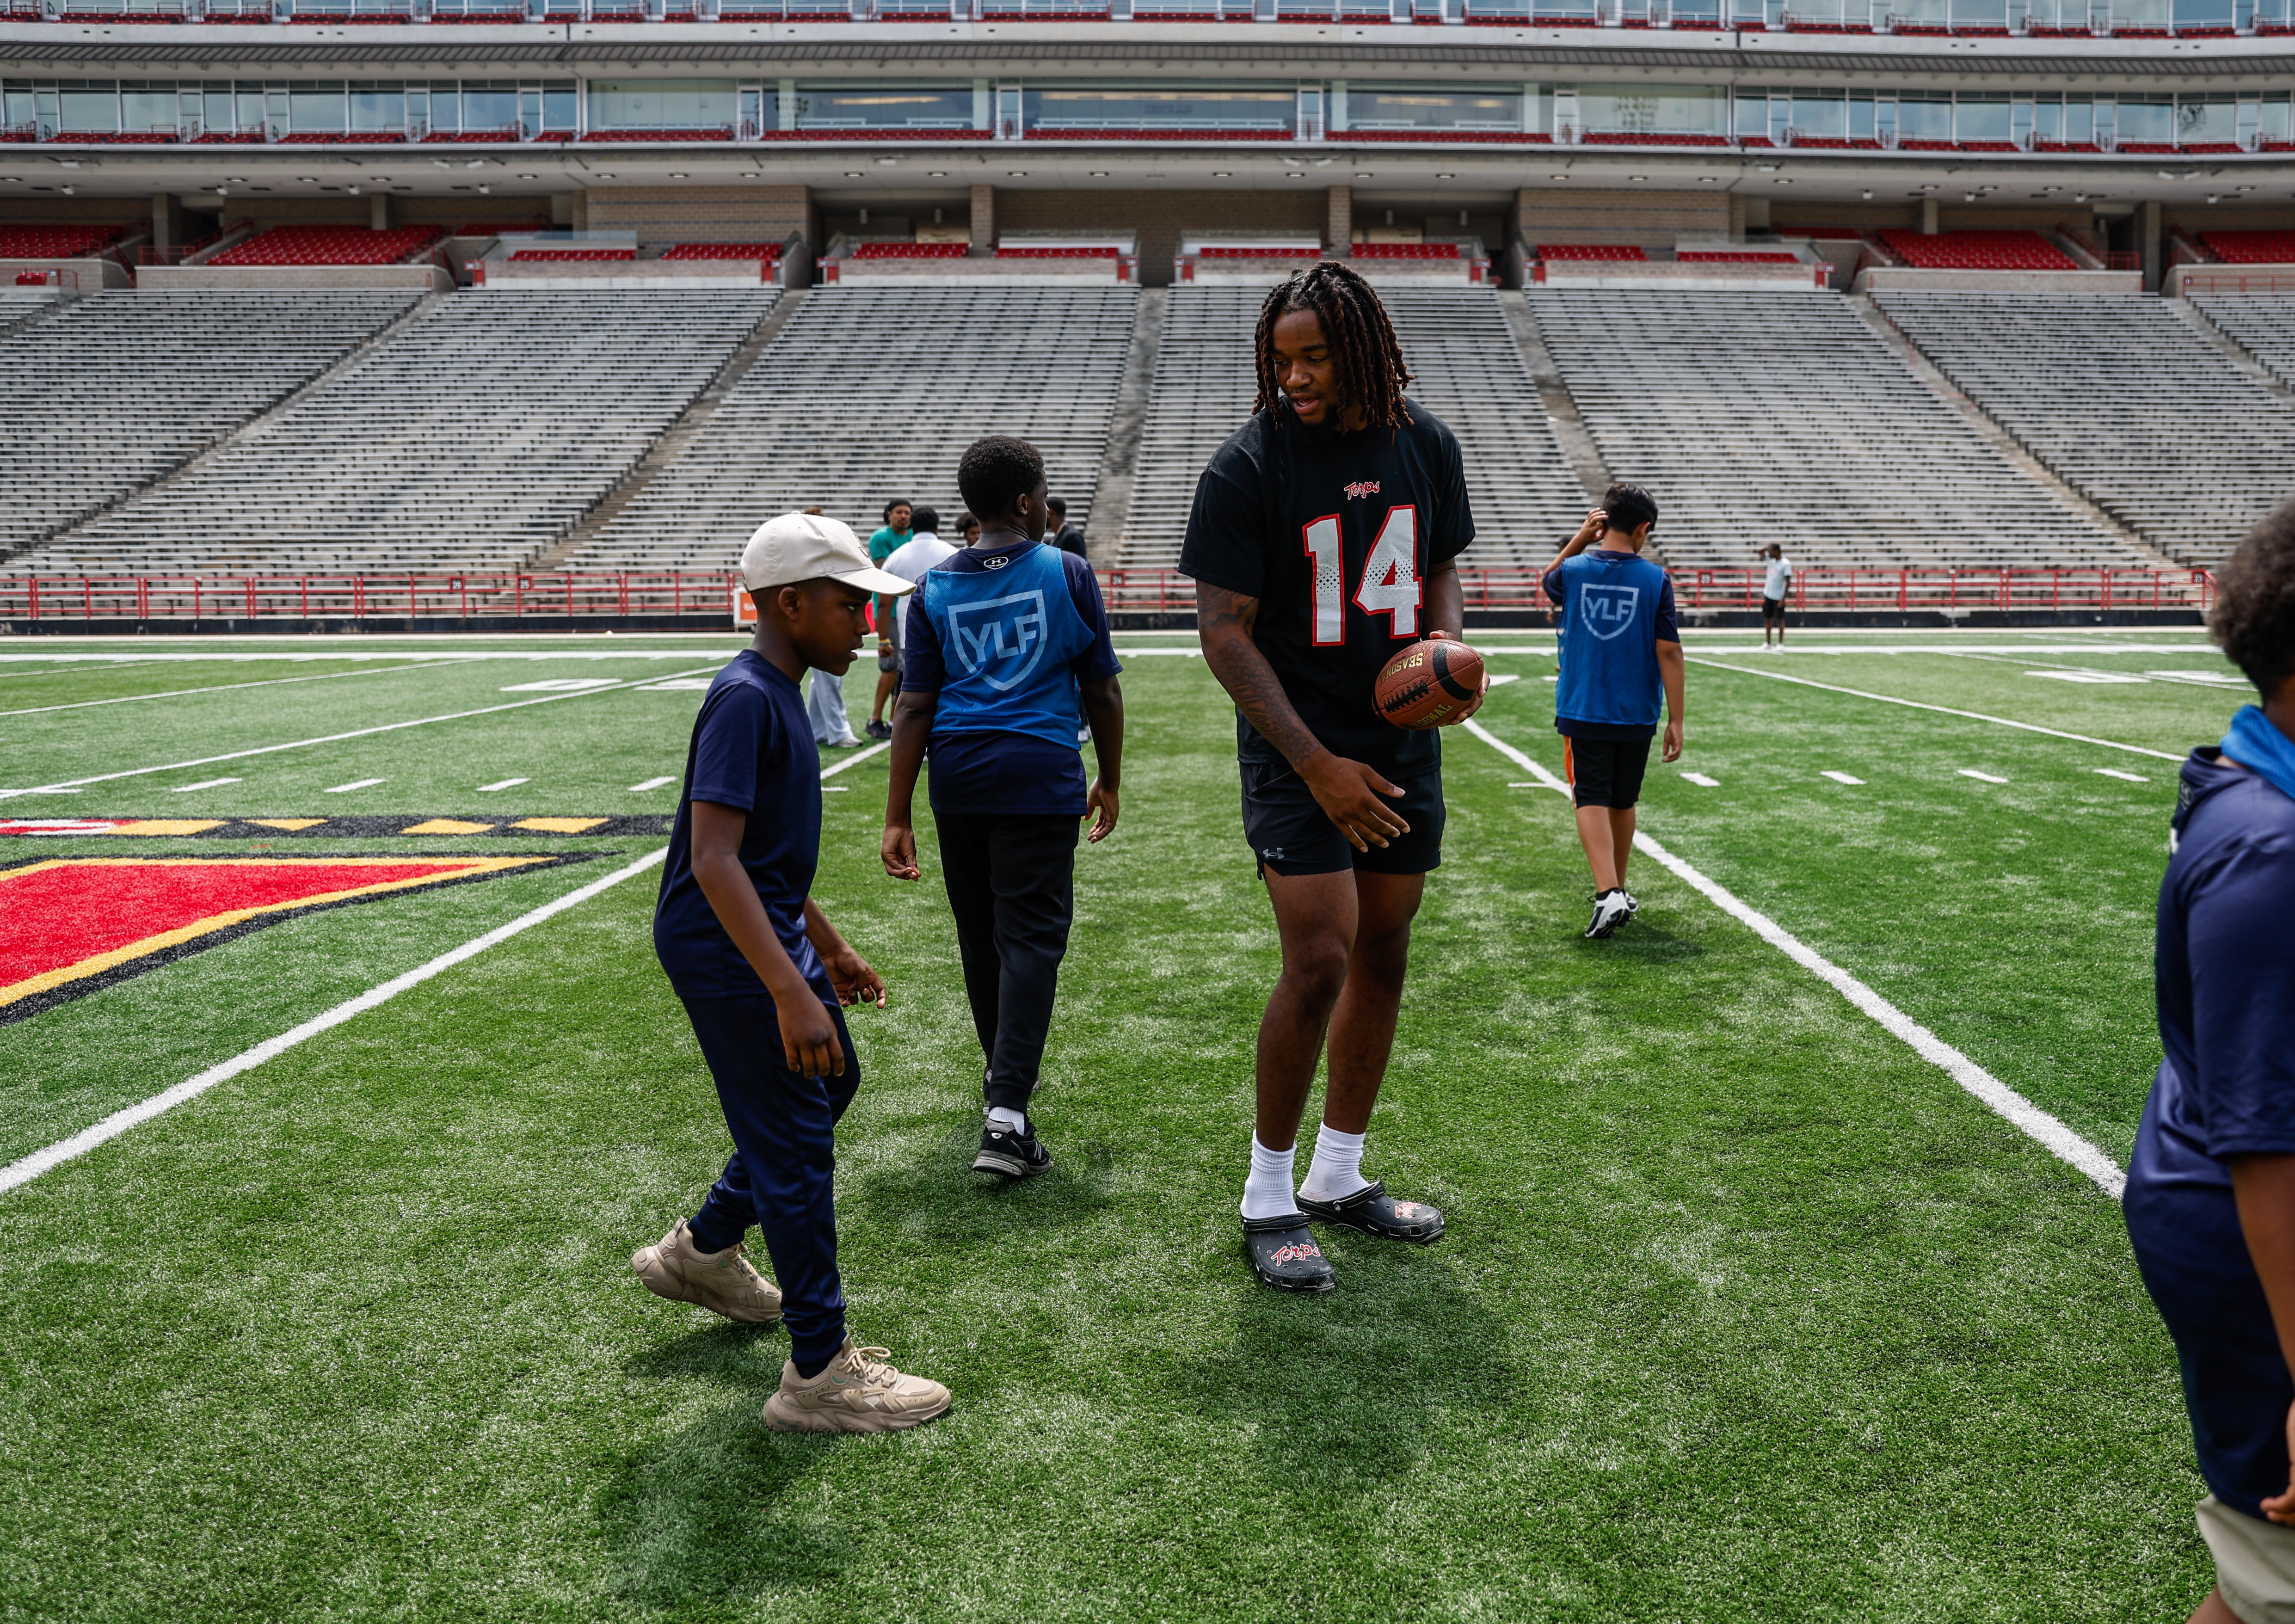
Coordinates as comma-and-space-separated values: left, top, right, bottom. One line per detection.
762, 1337, 952, 1434
630, 1220, 782, 1325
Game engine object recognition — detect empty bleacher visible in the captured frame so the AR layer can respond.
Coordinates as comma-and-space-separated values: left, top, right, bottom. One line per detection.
27, 289, 775, 575
1114, 286, 1581, 570
1530, 289, 2144, 571
1876, 230, 2077, 271
561, 285, 1137, 572
0, 224, 129, 259
209, 224, 442, 267
0, 289, 416, 559
1875, 291, 2295, 565
2191, 294, 2295, 391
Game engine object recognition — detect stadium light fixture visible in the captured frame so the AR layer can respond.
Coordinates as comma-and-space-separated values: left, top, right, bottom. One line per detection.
1435, 172, 1453, 179
929, 170, 949, 176
1628, 174, 1647, 181
1088, 170, 1108, 177
1354, 171, 1373, 178
2206, 193, 2220, 203
1963, 191, 1976, 201
843, 171, 862, 177
1861, 189, 1873, 199
1008, 170, 1027, 177
518, 173, 537, 180
1212, 170, 1231, 177
299, 176, 319, 183
1550, 173, 1568, 180
669, 171, 688, 178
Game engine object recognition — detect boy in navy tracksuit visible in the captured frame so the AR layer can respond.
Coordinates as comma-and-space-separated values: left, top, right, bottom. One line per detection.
633, 510, 950, 1435
1540, 482, 1687, 940
880, 435, 1126, 1178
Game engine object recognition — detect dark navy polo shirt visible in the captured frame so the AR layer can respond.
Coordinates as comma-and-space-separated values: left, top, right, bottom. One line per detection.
652, 650, 829, 1002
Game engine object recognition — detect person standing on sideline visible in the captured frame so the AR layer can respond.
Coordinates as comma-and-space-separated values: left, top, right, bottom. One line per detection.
2124, 502, 2295, 1624
1045, 498, 1088, 559
793, 505, 863, 749
1760, 541, 1796, 647
880, 436, 1125, 1180
957, 512, 982, 548
1182, 261, 1484, 1295
1541, 486, 1685, 940
880, 505, 958, 685
632, 510, 949, 1434
864, 499, 914, 740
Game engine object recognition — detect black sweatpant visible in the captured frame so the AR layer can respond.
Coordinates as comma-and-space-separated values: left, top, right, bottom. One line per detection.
931, 810, 1078, 1112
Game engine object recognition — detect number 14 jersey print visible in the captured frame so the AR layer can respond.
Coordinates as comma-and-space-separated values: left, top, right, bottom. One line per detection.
1180, 397, 1476, 777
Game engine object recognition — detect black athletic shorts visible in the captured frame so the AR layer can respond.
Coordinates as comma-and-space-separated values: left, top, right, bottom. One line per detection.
1240, 759, 1445, 878
1761, 595, 1787, 617
1570, 736, 1652, 810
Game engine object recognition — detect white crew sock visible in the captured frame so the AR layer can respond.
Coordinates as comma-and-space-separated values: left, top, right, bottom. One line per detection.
986, 1105, 1028, 1135
1298, 1122, 1371, 1204
1238, 1135, 1298, 1220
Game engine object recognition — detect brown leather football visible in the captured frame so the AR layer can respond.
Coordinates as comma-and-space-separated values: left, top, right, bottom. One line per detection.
1374, 640, 1484, 729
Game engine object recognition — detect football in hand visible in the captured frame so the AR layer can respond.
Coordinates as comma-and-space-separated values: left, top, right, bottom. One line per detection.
1374, 639, 1485, 729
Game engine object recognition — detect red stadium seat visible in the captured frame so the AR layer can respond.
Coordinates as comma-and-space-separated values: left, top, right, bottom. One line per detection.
507, 247, 636, 262
1876, 229, 2076, 271
659, 241, 784, 260
1353, 242, 1461, 259
2201, 231, 2295, 265
849, 242, 969, 258
1537, 243, 1647, 262
209, 223, 442, 267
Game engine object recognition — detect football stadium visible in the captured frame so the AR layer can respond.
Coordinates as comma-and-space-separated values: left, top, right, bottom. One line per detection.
5, 0, 2295, 1614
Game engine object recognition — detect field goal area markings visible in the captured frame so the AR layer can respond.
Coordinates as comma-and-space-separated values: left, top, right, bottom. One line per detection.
0, 663, 729, 800
1684, 656, 2185, 763
0, 742, 885, 1198
1461, 719, 2124, 1199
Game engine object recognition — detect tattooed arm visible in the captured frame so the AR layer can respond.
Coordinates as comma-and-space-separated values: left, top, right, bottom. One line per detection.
1194, 580, 1408, 852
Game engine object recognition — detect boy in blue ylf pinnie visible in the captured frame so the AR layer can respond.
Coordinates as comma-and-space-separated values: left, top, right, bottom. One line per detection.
633, 510, 951, 1435
1540, 482, 1687, 941
880, 435, 1126, 1180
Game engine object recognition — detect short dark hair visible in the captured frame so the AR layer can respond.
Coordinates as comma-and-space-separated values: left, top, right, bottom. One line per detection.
957, 435, 1045, 522
955, 511, 978, 535
2212, 498, 2295, 699
1605, 482, 1658, 535
911, 504, 940, 535
882, 498, 911, 523
1046, 497, 1067, 517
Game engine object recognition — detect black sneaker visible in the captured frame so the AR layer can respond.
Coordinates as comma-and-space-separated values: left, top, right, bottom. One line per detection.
973, 1121, 1051, 1177
864, 718, 893, 741
1241, 1213, 1335, 1293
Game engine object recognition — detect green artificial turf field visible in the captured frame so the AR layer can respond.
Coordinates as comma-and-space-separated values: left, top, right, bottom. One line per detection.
0, 626, 2253, 1621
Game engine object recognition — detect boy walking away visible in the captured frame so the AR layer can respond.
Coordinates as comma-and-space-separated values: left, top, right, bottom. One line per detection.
865, 498, 913, 740
881, 436, 1125, 1179
635, 511, 950, 1434
1542, 485, 1685, 940
1761, 542, 1796, 647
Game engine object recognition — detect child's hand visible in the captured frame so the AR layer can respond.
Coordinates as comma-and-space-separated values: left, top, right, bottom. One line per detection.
822, 946, 887, 1010
1086, 779, 1120, 843
881, 822, 921, 881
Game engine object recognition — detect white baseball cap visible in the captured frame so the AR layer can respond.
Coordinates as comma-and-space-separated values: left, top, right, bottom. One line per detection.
740, 511, 915, 597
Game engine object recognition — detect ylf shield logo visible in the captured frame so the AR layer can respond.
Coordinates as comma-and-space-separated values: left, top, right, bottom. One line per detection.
1578, 583, 1641, 642
948, 591, 1050, 691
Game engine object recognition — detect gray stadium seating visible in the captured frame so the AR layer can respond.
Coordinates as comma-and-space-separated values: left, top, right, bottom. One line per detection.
2191, 294, 2295, 393
562, 285, 1137, 574
28, 290, 775, 576
0, 290, 417, 561
1113, 287, 1581, 572
1876, 291, 2295, 567
1532, 289, 2148, 573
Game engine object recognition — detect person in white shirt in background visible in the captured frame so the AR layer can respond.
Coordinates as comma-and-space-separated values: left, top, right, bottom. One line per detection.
881, 506, 960, 684
797, 505, 865, 748
1761, 542, 1796, 648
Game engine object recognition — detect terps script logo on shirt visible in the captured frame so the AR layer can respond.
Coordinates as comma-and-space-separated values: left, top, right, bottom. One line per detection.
1578, 582, 1642, 642
1343, 481, 1381, 501
948, 591, 1051, 692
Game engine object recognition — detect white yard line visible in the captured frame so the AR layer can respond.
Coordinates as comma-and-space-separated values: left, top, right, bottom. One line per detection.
1680, 771, 1721, 787
2096, 768, 2152, 784
325, 778, 386, 794
1686, 657, 2185, 763
1462, 718, 2124, 1199
819, 740, 892, 778
1937, 648, 2245, 691
475, 778, 529, 793
628, 775, 677, 792
1958, 769, 2010, 784
169, 778, 243, 793
0, 849, 670, 1197
0, 664, 727, 800
0, 660, 452, 720
1822, 770, 1865, 785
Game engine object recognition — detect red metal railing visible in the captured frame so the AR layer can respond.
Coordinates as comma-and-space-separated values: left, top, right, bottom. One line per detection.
0, 568, 2214, 624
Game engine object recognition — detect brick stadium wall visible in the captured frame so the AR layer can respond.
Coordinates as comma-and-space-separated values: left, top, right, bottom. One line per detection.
992, 187, 1326, 286
1515, 188, 1734, 254
580, 185, 810, 247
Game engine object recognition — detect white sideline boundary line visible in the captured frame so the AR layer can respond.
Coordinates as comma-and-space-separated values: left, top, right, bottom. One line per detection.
819, 740, 892, 778
1686, 657, 2184, 763
0, 664, 726, 800
0, 848, 670, 1198
0, 660, 452, 720
1461, 718, 2125, 1199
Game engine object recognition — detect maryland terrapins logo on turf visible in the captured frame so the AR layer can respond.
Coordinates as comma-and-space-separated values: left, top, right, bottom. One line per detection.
0, 854, 580, 1024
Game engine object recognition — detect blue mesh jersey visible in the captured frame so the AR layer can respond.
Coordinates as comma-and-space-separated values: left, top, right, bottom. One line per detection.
1178, 399, 1474, 777
902, 536, 1122, 816
1543, 547, 1680, 739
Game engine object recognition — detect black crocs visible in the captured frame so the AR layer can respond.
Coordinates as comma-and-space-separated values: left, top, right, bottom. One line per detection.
1296, 1180, 1445, 1244
1242, 1213, 1335, 1293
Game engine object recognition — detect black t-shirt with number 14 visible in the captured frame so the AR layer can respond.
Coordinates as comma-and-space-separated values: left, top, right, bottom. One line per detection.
1179, 397, 1476, 778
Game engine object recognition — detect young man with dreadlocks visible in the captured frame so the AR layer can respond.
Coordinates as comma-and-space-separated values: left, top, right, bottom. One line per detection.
1179, 260, 1484, 1294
